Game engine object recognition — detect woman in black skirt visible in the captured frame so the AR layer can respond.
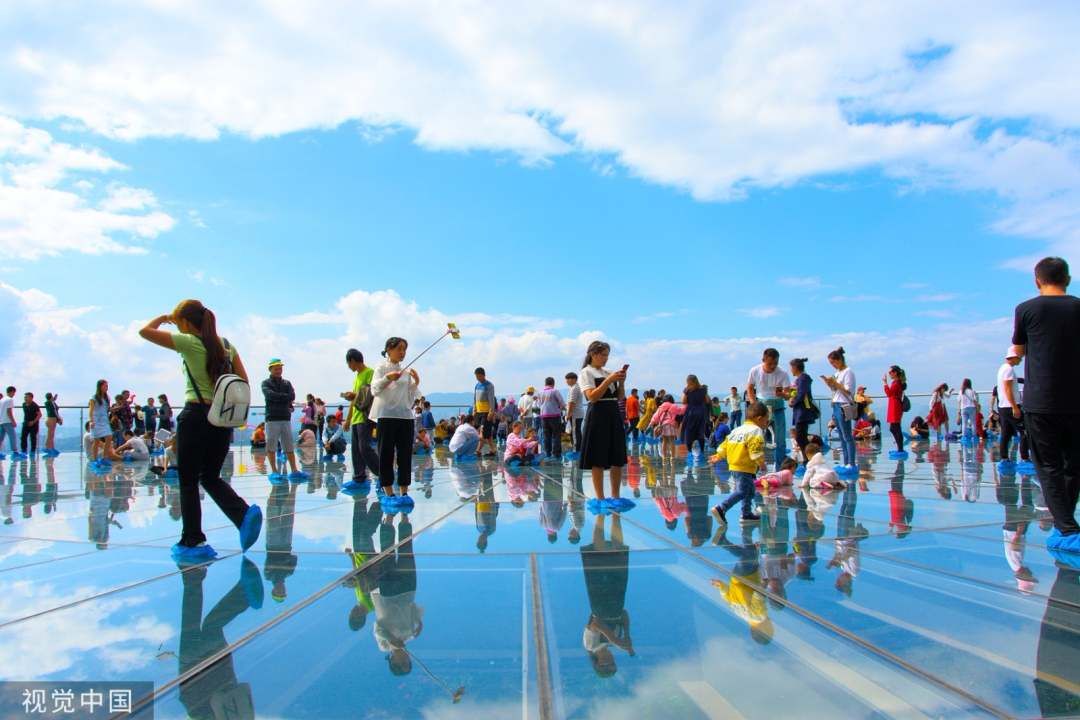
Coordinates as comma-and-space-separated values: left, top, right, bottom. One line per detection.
579, 341, 632, 512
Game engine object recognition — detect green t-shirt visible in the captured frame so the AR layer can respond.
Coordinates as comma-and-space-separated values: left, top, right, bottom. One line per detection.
350, 367, 374, 425
172, 332, 237, 404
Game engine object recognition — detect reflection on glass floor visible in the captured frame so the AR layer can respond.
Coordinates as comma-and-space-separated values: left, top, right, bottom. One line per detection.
0, 440, 1078, 719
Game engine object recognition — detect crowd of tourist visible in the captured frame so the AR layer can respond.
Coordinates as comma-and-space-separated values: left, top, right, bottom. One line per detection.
1, 256, 1077, 564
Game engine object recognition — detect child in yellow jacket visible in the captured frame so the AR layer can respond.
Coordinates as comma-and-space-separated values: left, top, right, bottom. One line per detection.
709, 401, 768, 525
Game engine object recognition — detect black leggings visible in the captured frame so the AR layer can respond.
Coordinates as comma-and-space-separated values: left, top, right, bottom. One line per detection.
377, 418, 413, 490
542, 416, 563, 458
794, 422, 809, 460
889, 422, 905, 451
176, 403, 248, 546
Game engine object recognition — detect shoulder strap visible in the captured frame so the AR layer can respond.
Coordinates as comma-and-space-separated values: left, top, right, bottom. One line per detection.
182, 360, 207, 404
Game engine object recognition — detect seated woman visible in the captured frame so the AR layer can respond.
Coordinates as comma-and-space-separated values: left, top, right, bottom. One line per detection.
433, 420, 450, 445
251, 422, 266, 448
504, 422, 540, 463
909, 416, 930, 440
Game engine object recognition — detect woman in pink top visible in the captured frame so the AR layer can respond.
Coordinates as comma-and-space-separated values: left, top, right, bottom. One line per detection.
504, 421, 540, 463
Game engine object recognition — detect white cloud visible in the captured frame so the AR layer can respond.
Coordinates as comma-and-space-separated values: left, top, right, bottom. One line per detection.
0, 284, 1018, 409
915, 309, 954, 319
915, 293, 958, 302
0, 2, 1078, 260
0, 115, 175, 260
737, 306, 784, 319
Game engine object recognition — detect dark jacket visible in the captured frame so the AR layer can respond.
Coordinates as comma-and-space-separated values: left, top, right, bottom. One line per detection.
791, 373, 816, 426
262, 376, 295, 421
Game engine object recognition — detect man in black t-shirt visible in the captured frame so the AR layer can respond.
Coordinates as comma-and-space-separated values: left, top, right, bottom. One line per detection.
20, 392, 42, 455
1012, 257, 1080, 552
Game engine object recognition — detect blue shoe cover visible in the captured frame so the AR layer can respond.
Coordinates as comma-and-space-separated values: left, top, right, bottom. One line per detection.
396, 495, 415, 513
997, 459, 1016, 474
1047, 528, 1080, 553
1016, 461, 1036, 475
565, 451, 580, 461
380, 494, 400, 511
604, 497, 636, 512
835, 465, 857, 477
122, 455, 134, 463
1049, 547, 1080, 569
0, 453, 5, 460
239, 504, 263, 552
455, 453, 477, 462
287, 470, 309, 482
507, 456, 522, 466
337, 455, 346, 462
171, 543, 217, 565
888, 451, 909, 460
341, 479, 370, 496
586, 498, 610, 515
268, 472, 287, 485
239, 557, 264, 609
794, 465, 807, 478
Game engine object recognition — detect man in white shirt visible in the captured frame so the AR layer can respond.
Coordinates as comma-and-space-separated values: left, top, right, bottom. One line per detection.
997, 348, 1029, 462
448, 417, 480, 457
116, 431, 150, 461
0, 386, 16, 457
565, 372, 587, 452
519, 387, 539, 434
746, 349, 791, 470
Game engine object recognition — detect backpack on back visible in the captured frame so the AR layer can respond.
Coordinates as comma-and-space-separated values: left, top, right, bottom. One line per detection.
184, 338, 251, 428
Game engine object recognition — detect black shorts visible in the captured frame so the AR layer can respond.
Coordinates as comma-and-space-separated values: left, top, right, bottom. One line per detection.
474, 413, 496, 439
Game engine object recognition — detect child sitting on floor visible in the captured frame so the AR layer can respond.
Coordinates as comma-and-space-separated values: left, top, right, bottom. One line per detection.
756, 457, 798, 489
413, 428, 433, 453
504, 421, 540, 463
799, 443, 844, 490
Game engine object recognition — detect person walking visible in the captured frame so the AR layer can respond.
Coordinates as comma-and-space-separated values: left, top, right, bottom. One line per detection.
0, 386, 17, 459
473, 368, 498, 458
1011, 257, 1080, 554
371, 337, 420, 509
997, 348, 1029, 464
342, 348, 381, 493
680, 376, 709, 459
139, 299, 262, 563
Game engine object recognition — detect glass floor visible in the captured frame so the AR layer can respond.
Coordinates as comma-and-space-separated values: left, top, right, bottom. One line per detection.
1, 440, 1078, 719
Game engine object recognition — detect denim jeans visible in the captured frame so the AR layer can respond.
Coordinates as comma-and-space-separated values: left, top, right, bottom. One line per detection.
764, 399, 787, 470
719, 471, 757, 518
0, 423, 15, 453
832, 402, 856, 467
961, 406, 977, 439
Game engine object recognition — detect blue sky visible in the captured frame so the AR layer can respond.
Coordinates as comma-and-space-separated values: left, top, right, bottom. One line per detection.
1, 2, 1077, 402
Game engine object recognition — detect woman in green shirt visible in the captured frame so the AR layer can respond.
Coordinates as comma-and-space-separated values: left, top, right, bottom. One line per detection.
139, 299, 262, 564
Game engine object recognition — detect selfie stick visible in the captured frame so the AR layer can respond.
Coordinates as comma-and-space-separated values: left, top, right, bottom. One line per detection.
406, 648, 466, 703
400, 323, 462, 372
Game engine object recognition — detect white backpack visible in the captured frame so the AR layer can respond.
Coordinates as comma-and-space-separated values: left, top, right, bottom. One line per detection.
184, 338, 251, 428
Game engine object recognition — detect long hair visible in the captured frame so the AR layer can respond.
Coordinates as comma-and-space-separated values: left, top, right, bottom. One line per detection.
685, 374, 701, 391
890, 365, 908, 391
173, 299, 229, 383
582, 341, 610, 369
961, 378, 972, 392
94, 379, 108, 406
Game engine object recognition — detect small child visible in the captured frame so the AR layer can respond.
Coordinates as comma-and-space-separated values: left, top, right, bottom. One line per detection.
504, 422, 540, 463
800, 443, 844, 489
756, 457, 798, 490
647, 394, 682, 460
413, 428, 433, 453
709, 401, 769, 525
710, 413, 732, 448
